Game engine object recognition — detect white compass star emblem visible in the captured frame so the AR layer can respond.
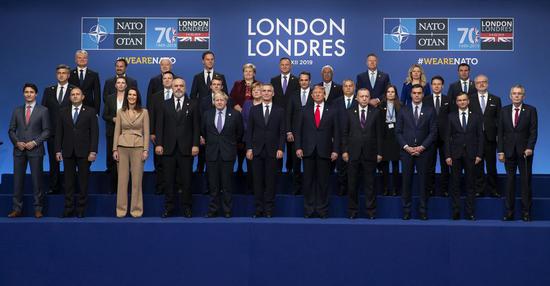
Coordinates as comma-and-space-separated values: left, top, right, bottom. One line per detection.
88, 24, 108, 44
391, 25, 410, 45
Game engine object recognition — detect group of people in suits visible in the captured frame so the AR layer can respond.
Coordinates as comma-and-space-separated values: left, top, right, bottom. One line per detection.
6, 50, 538, 221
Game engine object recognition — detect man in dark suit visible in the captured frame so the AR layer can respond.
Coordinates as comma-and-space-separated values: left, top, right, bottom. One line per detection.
55, 87, 99, 218
68, 50, 101, 115
285, 71, 313, 195
470, 75, 501, 197
332, 79, 358, 196
396, 84, 437, 220
146, 57, 176, 107
102, 58, 138, 101
147, 71, 174, 195
41, 64, 75, 195
318, 65, 343, 105
356, 53, 390, 107
189, 51, 228, 174
498, 85, 537, 221
447, 63, 477, 110
423, 75, 451, 197
8, 83, 50, 218
295, 86, 340, 219
155, 78, 200, 218
444, 93, 484, 220
245, 84, 285, 218
270, 57, 299, 174
341, 88, 383, 219
203, 92, 244, 218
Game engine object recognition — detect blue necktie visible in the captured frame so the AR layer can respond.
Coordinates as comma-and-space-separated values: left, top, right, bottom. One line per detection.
216, 111, 223, 133
461, 112, 467, 131
73, 107, 79, 124
480, 95, 486, 114
462, 81, 468, 93
282, 76, 288, 95
79, 69, 84, 86
414, 105, 419, 125
369, 72, 376, 88
346, 98, 351, 109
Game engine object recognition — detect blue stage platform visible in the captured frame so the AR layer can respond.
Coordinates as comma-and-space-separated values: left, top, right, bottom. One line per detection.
1, 217, 549, 286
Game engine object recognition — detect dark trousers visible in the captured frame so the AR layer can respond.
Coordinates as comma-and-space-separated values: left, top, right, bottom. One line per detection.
401, 151, 429, 215
504, 153, 533, 215
63, 155, 90, 213
450, 155, 476, 216
13, 154, 44, 212
303, 149, 331, 216
252, 149, 278, 214
336, 157, 348, 194
152, 145, 164, 192
347, 157, 377, 216
46, 137, 61, 191
475, 139, 498, 195
163, 149, 193, 213
207, 157, 233, 214
427, 139, 450, 195
381, 160, 400, 193
106, 135, 118, 193
197, 145, 206, 173
288, 141, 302, 194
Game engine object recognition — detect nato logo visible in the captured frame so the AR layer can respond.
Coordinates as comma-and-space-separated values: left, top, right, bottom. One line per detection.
449, 19, 480, 50
146, 18, 178, 50
384, 18, 417, 51
82, 18, 114, 50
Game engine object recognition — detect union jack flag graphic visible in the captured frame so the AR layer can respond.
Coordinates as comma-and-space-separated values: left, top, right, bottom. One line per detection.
177, 32, 209, 42
481, 32, 513, 43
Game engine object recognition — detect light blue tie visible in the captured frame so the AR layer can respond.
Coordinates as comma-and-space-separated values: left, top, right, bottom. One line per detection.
346, 98, 351, 109
216, 111, 223, 133
369, 72, 376, 88
73, 107, 79, 124
301, 90, 307, 106
480, 95, 486, 114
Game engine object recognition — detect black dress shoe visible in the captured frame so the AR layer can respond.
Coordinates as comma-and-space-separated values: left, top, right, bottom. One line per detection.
76, 212, 85, 218
252, 212, 263, 218
402, 213, 411, 220
304, 213, 314, 218
205, 212, 217, 218
382, 189, 389, 196
366, 212, 376, 219
348, 213, 357, 220
522, 214, 531, 222
183, 209, 193, 218
490, 192, 500, 198
391, 190, 398, 196
452, 212, 460, 220
224, 213, 231, 218
61, 211, 74, 218
46, 189, 59, 195
442, 191, 449, 197
265, 213, 272, 218
154, 188, 164, 195
161, 210, 173, 218
465, 215, 475, 221
319, 214, 328, 219
503, 214, 514, 221
475, 192, 483, 197
419, 213, 428, 220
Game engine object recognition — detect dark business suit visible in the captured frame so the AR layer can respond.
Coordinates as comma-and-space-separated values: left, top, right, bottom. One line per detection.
189, 71, 228, 174
395, 103, 437, 216
423, 94, 451, 196
498, 104, 537, 217
202, 108, 244, 215
447, 80, 477, 111
332, 95, 357, 195
295, 102, 340, 217
69, 68, 101, 114
146, 89, 172, 193
285, 88, 313, 194
8, 104, 50, 212
41, 84, 74, 193
356, 70, 391, 100
55, 105, 99, 214
156, 97, 200, 215
147, 74, 166, 107
317, 81, 343, 105
103, 75, 138, 101
379, 101, 401, 195
245, 103, 285, 216
342, 105, 383, 217
469, 93, 501, 196
444, 110, 484, 217
102, 94, 120, 192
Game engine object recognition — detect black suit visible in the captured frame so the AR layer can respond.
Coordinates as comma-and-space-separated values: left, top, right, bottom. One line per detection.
245, 103, 285, 215
295, 102, 340, 217
423, 94, 451, 196
447, 80, 477, 111
146, 89, 172, 193
103, 76, 137, 102
444, 110, 484, 216
469, 93, 501, 196
69, 68, 101, 115
285, 88, 313, 194
189, 71, 228, 174
356, 70, 391, 100
41, 84, 74, 192
102, 94, 120, 192
498, 104, 538, 216
202, 108, 244, 215
332, 96, 357, 195
379, 101, 401, 194
342, 106, 383, 217
146, 74, 164, 106
395, 103, 437, 216
317, 81, 343, 105
55, 105, 98, 214
156, 97, 200, 214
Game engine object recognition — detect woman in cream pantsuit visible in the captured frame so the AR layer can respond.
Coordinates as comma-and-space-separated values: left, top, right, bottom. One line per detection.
113, 87, 149, 218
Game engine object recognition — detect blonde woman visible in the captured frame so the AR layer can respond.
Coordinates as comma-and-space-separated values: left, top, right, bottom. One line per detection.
113, 87, 150, 218
401, 63, 431, 106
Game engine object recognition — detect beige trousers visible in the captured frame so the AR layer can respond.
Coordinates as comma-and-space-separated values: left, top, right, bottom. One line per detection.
116, 147, 144, 217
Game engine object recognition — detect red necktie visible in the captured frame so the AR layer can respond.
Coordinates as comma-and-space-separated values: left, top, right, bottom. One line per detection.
514, 108, 519, 127
314, 104, 321, 128
25, 105, 31, 124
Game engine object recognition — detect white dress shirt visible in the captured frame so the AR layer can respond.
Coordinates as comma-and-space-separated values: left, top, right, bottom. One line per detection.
56, 83, 68, 102
215, 107, 227, 127
313, 101, 324, 119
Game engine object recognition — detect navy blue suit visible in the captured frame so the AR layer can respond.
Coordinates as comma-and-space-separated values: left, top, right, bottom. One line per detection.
395, 103, 437, 216
245, 103, 285, 215
295, 102, 340, 217
331, 96, 357, 194
444, 110, 484, 216
356, 70, 391, 100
